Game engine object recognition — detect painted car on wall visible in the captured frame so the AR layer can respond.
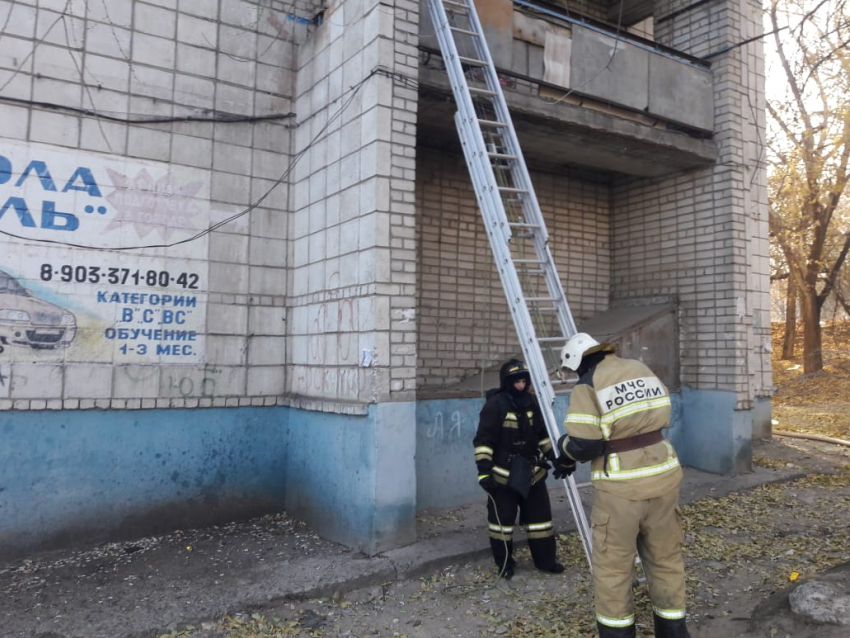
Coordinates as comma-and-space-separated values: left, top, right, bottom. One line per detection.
0, 270, 76, 349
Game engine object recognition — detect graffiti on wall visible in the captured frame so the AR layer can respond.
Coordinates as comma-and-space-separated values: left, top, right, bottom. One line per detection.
290, 296, 379, 402
0, 140, 210, 364
0, 363, 9, 398
427, 410, 463, 441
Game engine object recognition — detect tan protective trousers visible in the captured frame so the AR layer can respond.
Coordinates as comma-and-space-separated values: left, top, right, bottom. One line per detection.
591, 486, 687, 629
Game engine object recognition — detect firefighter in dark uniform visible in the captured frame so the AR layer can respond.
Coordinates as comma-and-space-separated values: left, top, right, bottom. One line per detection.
474, 359, 564, 579
553, 333, 690, 638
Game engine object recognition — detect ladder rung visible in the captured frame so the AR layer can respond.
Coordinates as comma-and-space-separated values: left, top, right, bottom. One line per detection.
489, 152, 518, 160
498, 186, 528, 193
526, 297, 559, 302
450, 26, 479, 37
469, 87, 498, 97
509, 221, 540, 228
537, 337, 565, 343
459, 56, 487, 67
513, 258, 545, 264
443, 0, 469, 10
479, 118, 508, 128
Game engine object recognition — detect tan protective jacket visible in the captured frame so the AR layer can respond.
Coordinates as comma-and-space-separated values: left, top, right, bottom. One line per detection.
561, 354, 682, 500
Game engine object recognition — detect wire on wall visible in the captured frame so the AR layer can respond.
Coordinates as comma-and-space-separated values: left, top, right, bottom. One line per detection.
0, 95, 296, 124
0, 69, 382, 252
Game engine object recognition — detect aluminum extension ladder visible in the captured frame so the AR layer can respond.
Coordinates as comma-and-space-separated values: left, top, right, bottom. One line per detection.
425, 0, 593, 567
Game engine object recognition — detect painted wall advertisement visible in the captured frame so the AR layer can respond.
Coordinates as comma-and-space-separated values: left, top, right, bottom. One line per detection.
0, 140, 210, 364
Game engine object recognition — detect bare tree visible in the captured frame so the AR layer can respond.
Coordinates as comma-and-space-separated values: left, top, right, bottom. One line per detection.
767, 0, 850, 373
768, 210, 798, 358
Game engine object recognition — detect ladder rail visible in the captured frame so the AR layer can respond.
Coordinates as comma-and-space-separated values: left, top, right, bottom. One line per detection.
429, 5, 512, 246
430, 2, 566, 380
429, 0, 592, 567
458, 0, 576, 342
454, 113, 512, 246
432, 0, 576, 353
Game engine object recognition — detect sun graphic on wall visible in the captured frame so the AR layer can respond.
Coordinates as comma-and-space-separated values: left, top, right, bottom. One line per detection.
103, 168, 206, 239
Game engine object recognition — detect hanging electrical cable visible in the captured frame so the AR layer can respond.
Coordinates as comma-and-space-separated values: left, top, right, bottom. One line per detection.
0, 69, 380, 252
0, 95, 295, 125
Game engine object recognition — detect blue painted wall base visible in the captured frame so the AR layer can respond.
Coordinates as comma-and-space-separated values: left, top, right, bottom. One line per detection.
677, 387, 755, 475
1, 388, 763, 560
283, 402, 416, 555
1, 403, 417, 560
0, 407, 289, 560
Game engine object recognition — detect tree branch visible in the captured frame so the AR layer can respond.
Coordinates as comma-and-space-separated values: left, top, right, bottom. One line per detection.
819, 232, 850, 304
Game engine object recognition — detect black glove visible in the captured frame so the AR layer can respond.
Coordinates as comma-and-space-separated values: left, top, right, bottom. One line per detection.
552, 456, 576, 479
478, 474, 498, 493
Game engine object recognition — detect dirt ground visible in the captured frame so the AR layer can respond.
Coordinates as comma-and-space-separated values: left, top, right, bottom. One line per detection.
771, 321, 850, 441
152, 325, 850, 638
146, 436, 847, 638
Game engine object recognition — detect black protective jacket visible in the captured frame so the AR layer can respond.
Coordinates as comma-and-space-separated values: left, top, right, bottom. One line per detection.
473, 369, 553, 487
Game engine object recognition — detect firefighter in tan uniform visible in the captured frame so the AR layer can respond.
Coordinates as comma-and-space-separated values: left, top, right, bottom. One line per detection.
474, 359, 564, 579
553, 333, 690, 638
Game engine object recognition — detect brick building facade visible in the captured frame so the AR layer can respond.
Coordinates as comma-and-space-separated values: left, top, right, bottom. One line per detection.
0, 0, 770, 557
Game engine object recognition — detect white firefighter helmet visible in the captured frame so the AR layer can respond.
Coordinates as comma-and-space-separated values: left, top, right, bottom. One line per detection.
560, 333, 604, 371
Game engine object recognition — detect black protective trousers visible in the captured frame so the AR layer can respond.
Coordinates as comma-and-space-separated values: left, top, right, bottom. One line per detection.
486, 479, 558, 571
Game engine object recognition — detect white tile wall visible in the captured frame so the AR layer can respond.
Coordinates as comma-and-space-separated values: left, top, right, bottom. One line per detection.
64, 365, 114, 399
0, 105, 29, 139
30, 110, 80, 147
113, 366, 161, 398
0, 0, 310, 407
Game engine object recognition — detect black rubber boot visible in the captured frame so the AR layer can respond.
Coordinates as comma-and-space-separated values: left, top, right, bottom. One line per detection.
653, 614, 691, 638
539, 562, 564, 574
596, 621, 636, 637
498, 558, 516, 579
490, 538, 513, 576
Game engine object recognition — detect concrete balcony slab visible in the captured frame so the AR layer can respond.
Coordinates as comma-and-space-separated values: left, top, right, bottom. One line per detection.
417, 65, 717, 177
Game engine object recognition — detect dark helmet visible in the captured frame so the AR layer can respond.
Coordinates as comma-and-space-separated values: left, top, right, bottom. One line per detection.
500, 359, 530, 391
